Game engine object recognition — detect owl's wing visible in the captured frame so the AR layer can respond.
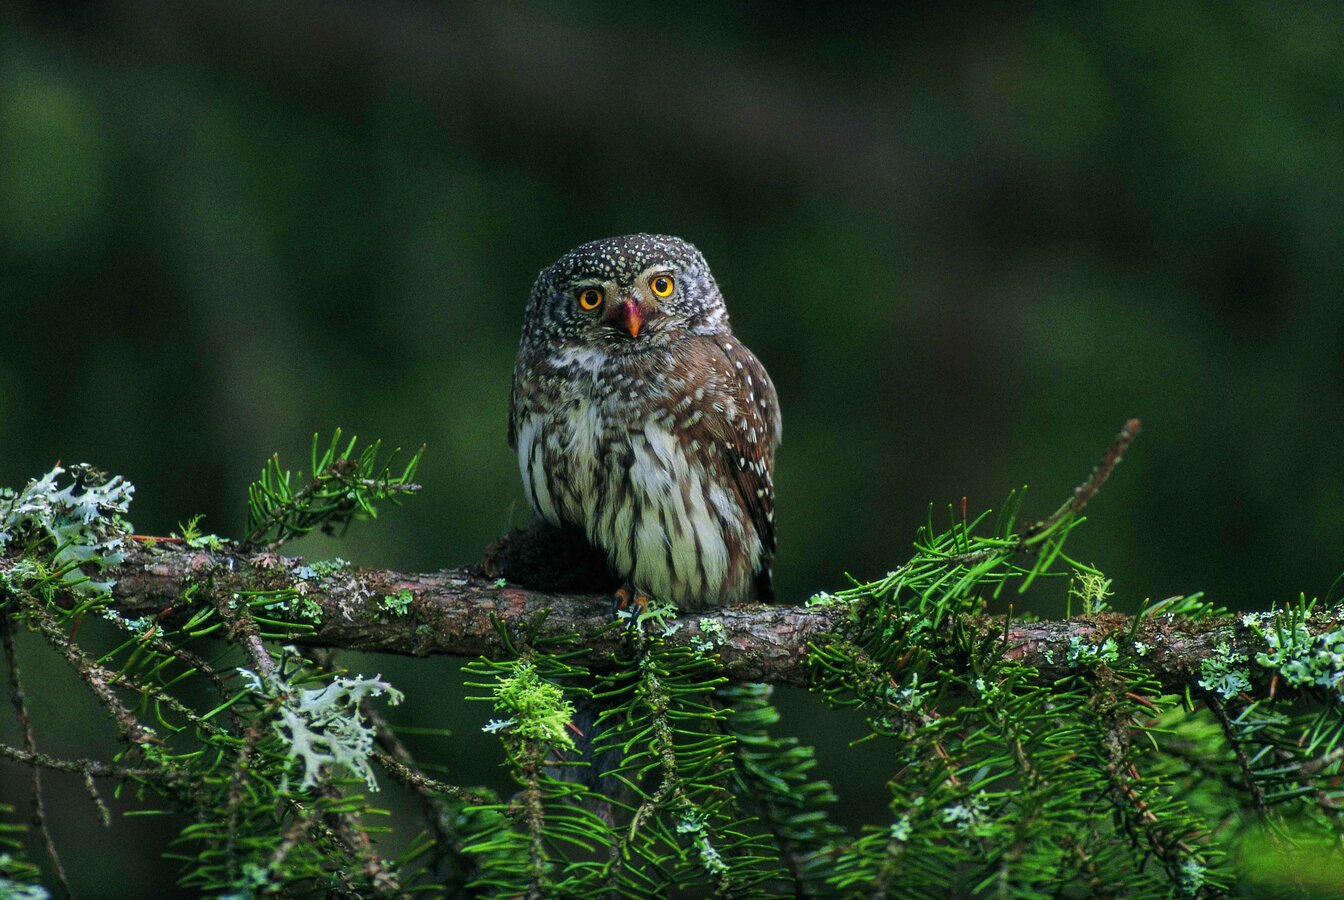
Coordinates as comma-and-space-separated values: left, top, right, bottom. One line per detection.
683, 335, 782, 601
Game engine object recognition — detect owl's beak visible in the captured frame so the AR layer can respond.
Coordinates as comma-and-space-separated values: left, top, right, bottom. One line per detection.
607, 298, 645, 339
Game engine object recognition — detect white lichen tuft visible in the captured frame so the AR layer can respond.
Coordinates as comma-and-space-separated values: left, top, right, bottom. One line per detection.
239, 662, 403, 792
0, 463, 135, 593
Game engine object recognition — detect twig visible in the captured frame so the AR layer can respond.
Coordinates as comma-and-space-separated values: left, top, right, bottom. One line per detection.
316, 780, 401, 897
243, 459, 355, 548
372, 748, 485, 805
516, 742, 549, 900
1205, 696, 1270, 820
948, 418, 1142, 567
0, 742, 156, 780
105, 614, 239, 708
263, 804, 321, 888
224, 716, 270, 885
81, 766, 111, 829
1036, 418, 1142, 530
2, 607, 72, 898
14, 592, 158, 747
212, 591, 276, 679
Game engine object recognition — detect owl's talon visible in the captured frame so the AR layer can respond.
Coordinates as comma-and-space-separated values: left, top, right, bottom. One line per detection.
612, 584, 651, 629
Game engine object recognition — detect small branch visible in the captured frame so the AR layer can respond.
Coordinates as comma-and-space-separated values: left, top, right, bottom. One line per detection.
948, 418, 1141, 567
106, 614, 239, 710
0, 742, 157, 780
82, 767, 111, 829
1041, 417, 1142, 527
2, 608, 72, 898
372, 748, 485, 805
213, 591, 276, 678
224, 717, 270, 886
243, 459, 351, 548
1205, 696, 1270, 820
14, 592, 159, 747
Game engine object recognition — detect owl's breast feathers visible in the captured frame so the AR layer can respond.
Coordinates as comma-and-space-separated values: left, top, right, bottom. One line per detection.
509, 334, 780, 610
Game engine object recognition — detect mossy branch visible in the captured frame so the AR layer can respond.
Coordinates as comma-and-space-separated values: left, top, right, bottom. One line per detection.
94, 543, 1344, 697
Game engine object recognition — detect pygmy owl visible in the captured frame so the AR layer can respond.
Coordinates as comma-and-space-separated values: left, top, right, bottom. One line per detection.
508, 235, 781, 611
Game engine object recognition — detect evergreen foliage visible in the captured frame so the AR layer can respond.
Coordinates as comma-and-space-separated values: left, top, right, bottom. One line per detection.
244, 429, 424, 549
1, 427, 1342, 896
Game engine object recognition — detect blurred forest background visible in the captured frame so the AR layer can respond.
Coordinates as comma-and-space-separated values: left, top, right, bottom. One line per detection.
2, 1, 1343, 894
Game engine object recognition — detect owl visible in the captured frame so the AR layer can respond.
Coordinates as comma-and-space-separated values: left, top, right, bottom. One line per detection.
508, 234, 781, 612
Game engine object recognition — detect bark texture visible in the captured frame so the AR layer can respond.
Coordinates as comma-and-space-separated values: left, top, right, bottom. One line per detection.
105, 544, 1342, 692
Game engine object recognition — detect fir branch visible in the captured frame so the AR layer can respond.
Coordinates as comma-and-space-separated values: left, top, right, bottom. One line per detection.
315, 780, 401, 897
11, 423, 1344, 895
223, 716, 270, 886
242, 430, 423, 550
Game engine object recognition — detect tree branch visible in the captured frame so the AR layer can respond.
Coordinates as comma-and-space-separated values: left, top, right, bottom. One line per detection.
101, 543, 1343, 695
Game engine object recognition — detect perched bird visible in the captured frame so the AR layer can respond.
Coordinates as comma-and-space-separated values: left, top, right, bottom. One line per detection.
508, 234, 781, 612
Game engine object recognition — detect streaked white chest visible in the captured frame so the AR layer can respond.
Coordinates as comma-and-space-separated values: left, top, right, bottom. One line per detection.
516, 404, 752, 608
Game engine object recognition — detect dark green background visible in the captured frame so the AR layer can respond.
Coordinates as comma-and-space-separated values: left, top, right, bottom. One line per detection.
3, 1, 1342, 894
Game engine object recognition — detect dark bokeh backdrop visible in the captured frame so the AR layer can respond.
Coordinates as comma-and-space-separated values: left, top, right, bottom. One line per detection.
3, 1, 1343, 894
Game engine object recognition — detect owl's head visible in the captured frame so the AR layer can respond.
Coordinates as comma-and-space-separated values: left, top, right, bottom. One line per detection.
521, 234, 729, 355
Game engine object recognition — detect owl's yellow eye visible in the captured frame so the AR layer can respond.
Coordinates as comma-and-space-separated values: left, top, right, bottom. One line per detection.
577, 287, 604, 311
649, 274, 675, 298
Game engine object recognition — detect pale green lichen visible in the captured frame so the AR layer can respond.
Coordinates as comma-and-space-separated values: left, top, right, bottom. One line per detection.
99, 607, 152, 634
294, 596, 323, 623
1178, 857, 1207, 896
1066, 635, 1119, 667
888, 814, 913, 842
616, 596, 678, 634
1240, 610, 1280, 630
676, 809, 729, 876
942, 791, 992, 838
973, 676, 1002, 703
691, 617, 728, 653
484, 662, 575, 751
294, 558, 351, 580
1255, 622, 1344, 701
239, 659, 402, 792
888, 672, 932, 711
1069, 571, 1114, 614
382, 588, 413, 617
0, 870, 49, 900
1198, 642, 1251, 699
